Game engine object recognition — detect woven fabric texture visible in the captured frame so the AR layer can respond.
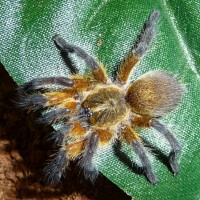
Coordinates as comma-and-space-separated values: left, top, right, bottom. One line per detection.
0, 1, 199, 199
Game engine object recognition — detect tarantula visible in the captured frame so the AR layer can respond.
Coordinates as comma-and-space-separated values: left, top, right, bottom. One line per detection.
17, 10, 185, 185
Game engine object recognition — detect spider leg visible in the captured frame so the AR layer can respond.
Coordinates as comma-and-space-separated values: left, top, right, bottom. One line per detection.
117, 10, 160, 85
52, 34, 108, 83
17, 73, 93, 111
67, 122, 87, 139
36, 107, 70, 125
17, 89, 75, 111
43, 150, 68, 185
121, 125, 158, 185
78, 132, 99, 182
45, 123, 88, 184
18, 77, 74, 92
36, 96, 82, 125
95, 129, 113, 147
132, 114, 181, 175
48, 124, 71, 147
44, 74, 92, 106
46, 125, 113, 183
150, 119, 181, 175
66, 139, 87, 159
16, 94, 48, 111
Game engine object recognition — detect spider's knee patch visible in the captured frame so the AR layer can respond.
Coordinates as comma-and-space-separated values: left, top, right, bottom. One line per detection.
95, 129, 113, 147
121, 125, 141, 143
66, 139, 87, 159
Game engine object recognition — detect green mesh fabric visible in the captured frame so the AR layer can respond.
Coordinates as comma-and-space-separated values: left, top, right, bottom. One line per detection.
0, 1, 199, 199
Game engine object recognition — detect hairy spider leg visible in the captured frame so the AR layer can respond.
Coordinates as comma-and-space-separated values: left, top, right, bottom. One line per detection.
94, 129, 114, 147
126, 70, 184, 177
53, 128, 113, 182
43, 150, 68, 185
117, 10, 160, 85
150, 119, 181, 175
44, 106, 109, 183
16, 77, 75, 111
47, 124, 71, 147
36, 75, 96, 124
18, 74, 94, 120
121, 125, 158, 184
78, 133, 99, 182
68, 129, 114, 182
67, 122, 87, 138
131, 114, 181, 175
52, 34, 108, 83
43, 120, 89, 184
17, 76, 74, 92
66, 128, 114, 152
36, 107, 71, 125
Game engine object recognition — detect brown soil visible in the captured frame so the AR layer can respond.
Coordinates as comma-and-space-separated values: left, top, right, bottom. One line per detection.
0, 63, 131, 200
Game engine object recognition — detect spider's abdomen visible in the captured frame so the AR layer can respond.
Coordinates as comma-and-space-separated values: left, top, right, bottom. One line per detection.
82, 85, 127, 127
125, 71, 185, 117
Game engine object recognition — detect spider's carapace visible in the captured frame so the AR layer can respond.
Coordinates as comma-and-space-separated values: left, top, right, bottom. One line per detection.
82, 85, 128, 127
17, 10, 185, 185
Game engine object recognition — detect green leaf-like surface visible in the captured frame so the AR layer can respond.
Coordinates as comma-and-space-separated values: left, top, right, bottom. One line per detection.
0, 1, 200, 199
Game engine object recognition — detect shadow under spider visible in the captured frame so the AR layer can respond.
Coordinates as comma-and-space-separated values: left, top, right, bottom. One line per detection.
60, 51, 78, 75
142, 138, 173, 174
113, 140, 144, 176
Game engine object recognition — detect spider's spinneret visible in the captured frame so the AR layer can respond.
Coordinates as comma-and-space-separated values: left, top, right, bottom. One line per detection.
17, 10, 185, 185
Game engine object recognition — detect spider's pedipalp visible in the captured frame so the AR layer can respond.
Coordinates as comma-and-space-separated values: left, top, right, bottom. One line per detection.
36, 107, 70, 125
132, 140, 158, 185
150, 119, 181, 175
79, 133, 99, 182
117, 10, 159, 85
43, 150, 68, 185
53, 34, 108, 83
18, 77, 74, 92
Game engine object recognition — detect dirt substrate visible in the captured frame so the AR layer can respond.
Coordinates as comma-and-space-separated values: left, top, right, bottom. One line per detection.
0, 63, 131, 200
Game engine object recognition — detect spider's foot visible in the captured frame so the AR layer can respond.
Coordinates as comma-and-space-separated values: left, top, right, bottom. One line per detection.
81, 165, 99, 184
79, 133, 99, 183
169, 152, 180, 175
52, 34, 72, 52
145, 168, 158, 185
